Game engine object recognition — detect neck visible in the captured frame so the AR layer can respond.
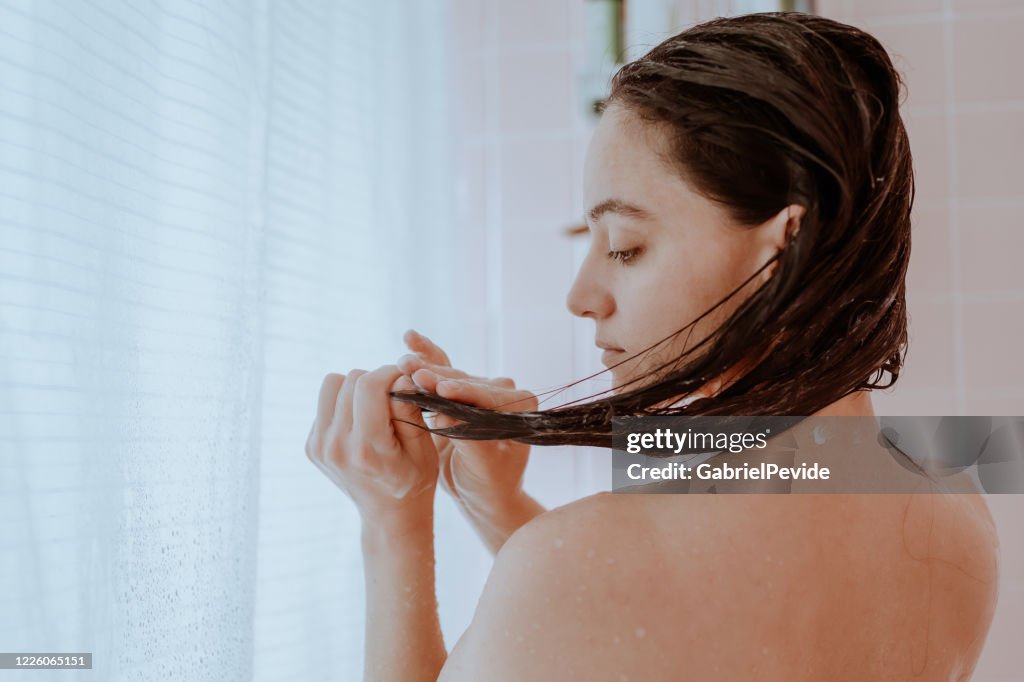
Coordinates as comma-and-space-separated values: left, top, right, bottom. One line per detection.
653, 354, 879, 416
811, 390, 875, 417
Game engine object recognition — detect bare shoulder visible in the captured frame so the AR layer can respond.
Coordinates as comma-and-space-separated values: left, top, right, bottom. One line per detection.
438, 492, 672, 681
439, 491, 999, 681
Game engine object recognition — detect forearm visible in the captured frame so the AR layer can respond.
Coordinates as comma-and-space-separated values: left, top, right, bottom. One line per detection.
362, 507, 446, 682
461, 489, 547, 556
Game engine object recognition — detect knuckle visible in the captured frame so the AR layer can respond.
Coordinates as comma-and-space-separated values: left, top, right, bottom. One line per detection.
318, 374, 343, 401
348, 369, 369, 391
362, 365, 393, 383
495, 376, 516, 389
353, 366, 396, 394
320, 372, 344, 393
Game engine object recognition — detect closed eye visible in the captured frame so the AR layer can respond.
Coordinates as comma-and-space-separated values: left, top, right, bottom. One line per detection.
607, 247, 643, 265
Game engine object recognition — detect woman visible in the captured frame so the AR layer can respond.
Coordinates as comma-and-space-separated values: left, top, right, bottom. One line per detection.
305, 12, 999, 681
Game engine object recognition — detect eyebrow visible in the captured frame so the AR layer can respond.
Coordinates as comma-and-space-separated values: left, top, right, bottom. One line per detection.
586, 198, 655, 223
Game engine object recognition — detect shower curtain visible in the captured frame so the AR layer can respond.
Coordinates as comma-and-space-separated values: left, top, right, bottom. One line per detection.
0, 0, 467, 679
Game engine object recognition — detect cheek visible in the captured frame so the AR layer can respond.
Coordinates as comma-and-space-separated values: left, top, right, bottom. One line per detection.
620, 255, 740, 363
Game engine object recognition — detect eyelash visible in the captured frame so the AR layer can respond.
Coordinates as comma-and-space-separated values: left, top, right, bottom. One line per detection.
607, 247, 642, 265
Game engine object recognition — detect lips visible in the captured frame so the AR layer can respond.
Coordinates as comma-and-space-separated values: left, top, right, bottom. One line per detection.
600, 348, 625, 365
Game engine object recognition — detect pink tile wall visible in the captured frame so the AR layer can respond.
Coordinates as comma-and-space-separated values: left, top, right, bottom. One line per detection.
450, 0, 1022, 674
806, 3, 1023, 674
811, 1, 1024, 419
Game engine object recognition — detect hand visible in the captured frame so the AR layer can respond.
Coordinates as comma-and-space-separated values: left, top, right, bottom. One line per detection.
304, 365, 439, 522
397, 330, 538, 521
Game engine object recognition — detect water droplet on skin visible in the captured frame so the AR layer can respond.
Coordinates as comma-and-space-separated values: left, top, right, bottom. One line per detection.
586, 548, 595, 559
531, 622, 540, 630
612, 635, 621, 645
634, 627, 646, 639
762, 646, 770, 655
606, 557, 616, 565
620, 675, 629, 682
553, 537, 564, 549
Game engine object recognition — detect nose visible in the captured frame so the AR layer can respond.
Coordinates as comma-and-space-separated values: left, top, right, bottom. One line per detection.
565, 251, 614, 320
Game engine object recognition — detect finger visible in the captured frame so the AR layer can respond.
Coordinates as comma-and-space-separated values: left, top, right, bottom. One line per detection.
390, 374, 438, 454
397, 354, 475, 382
410, 367, 442, 392
435, 378, 538, 413
317, 373, 346, 433
399, 356, 515, 390
305, 419, 324, 466
351, 365, 404, 453
404, 355, 512, 389
312, 373, 345, 458
408, 366, 492, 394
404, 329, 452, 367
334, 368, 368, 434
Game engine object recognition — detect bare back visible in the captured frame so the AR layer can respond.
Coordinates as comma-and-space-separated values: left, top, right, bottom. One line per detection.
611, 490, 1000, 680
439, 486, 999, 681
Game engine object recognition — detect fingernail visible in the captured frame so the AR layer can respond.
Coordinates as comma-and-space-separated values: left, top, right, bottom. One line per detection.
412, 369, 436, 388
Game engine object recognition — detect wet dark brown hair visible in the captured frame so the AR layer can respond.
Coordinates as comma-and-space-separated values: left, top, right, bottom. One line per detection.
392, 11, 913, 448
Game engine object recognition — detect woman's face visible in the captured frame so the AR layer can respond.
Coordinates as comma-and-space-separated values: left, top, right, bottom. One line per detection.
566, 104, 790, 394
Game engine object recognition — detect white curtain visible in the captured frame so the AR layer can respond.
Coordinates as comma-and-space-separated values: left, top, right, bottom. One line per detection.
0, 0, 464, 679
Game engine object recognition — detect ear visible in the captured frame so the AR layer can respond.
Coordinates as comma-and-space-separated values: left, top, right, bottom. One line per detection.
755, 204, 805, 281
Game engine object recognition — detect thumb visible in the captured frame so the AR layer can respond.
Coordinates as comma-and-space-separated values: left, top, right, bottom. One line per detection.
389, 374, 438, 454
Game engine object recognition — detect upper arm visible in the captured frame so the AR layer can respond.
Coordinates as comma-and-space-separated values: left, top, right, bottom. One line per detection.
438, 495, 632, 681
